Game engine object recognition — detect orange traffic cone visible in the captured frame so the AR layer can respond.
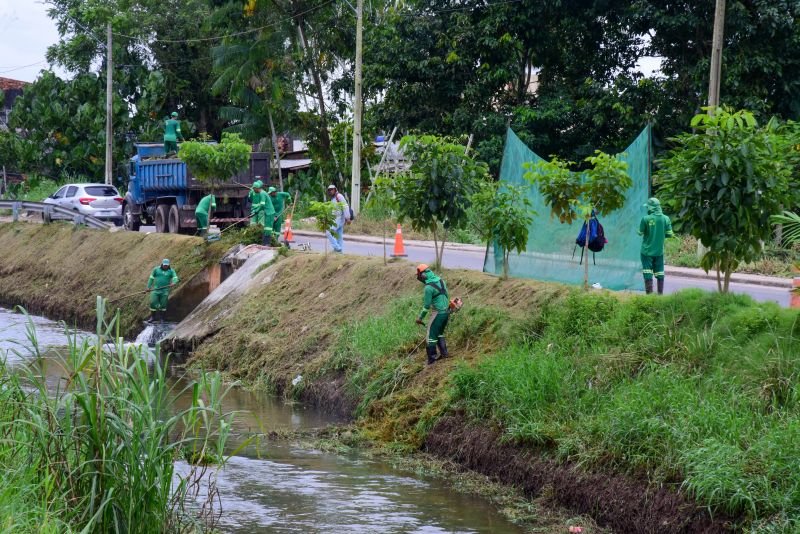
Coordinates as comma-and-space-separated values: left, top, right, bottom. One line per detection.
283, 216, 295, 243
791, 277, 800, 309
391, 224, 407, 257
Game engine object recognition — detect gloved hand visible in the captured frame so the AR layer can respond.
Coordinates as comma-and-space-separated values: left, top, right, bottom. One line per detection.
415, 318, 424, 326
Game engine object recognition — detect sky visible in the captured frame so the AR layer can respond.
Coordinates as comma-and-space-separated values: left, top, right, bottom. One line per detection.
0, 0, 66, 82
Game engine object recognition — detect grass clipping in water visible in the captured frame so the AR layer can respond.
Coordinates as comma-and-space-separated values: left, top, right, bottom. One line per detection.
0, 298, 236, 533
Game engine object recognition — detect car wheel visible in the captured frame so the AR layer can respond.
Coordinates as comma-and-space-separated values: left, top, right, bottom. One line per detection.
155, 204, 170, 233
123, 203, 140, 231
168, 204, 181, 234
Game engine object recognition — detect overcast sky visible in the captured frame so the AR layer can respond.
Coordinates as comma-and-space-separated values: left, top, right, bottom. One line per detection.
0, 0, 65, 82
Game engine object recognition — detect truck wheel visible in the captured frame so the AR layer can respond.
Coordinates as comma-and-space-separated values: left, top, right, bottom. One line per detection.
155, 204, 170, 233
123, 203, 140, 232
168, 204, 181, 234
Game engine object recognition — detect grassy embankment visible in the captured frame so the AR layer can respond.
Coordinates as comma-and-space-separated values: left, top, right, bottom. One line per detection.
0, 223, 235, 337
190, 253, 799, 532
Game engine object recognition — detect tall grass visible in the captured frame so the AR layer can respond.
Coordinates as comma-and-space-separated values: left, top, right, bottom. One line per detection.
450, 289, 800, 524
0, 298, 234, 533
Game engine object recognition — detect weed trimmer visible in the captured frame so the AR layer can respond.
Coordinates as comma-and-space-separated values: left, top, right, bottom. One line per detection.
108, 285, 172, 304
406, 297, 464, 359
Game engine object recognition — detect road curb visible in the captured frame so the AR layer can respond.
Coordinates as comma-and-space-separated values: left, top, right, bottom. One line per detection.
294, 230, 792, 289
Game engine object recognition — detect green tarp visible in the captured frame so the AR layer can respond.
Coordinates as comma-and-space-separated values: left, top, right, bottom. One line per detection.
483, 126, 652, 291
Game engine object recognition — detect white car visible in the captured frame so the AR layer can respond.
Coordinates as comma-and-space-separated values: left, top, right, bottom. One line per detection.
43, 183, 124, 225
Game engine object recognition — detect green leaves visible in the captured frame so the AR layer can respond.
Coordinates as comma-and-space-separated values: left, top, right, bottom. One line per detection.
655, 108, 796, 291
178, 132, 252, 185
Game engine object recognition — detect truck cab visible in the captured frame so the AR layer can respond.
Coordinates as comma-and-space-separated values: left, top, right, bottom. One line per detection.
124, 143, 270, 233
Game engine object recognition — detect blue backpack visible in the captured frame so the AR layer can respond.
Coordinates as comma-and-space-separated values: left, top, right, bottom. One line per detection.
573, 214, 607, 265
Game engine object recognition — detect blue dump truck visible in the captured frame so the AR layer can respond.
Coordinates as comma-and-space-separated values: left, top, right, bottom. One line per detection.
123, 143, 270, 233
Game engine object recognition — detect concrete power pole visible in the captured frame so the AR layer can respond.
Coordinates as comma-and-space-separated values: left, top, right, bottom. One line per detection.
699, 0, 725, 258
104, 22, 113, 186
350, 0, 364, 215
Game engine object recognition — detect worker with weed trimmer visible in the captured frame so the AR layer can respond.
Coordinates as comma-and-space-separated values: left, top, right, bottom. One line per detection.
269, 187, 292, 238
147, 259, 179, 323
415, 264, 451, 365
248, 180, 275, 246
195, 193, 216, 237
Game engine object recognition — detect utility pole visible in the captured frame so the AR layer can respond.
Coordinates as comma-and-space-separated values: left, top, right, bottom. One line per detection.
104, 21, 113, 186
699, 0, 725, 259
350, 0, 364, 216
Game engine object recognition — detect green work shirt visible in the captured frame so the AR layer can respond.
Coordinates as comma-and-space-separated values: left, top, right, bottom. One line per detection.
638, 212, 674, 256
248, 190, 271, 214
419, 271, 449, 320
270, 191, 292, 216
147, 266, 179, 293
196, 194, 216, 215
164, 119, 182, 142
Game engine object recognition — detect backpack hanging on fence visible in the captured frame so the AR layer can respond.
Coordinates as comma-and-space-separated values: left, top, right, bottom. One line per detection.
573, 213, 607, 265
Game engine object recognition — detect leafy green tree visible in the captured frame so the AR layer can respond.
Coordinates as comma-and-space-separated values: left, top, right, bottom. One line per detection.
307, 200, 341, 256
391, 135, 489, 268
178, 133, 251, 188
656, 108, 795, 292
526, 150, 631, 289
471, 182, 535, 279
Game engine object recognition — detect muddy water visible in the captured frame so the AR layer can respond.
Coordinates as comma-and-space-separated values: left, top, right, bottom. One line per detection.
0, 308, 523, 533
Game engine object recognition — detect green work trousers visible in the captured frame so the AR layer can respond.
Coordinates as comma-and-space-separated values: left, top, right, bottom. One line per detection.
641, 254, 665, 280
195, 212, 209, 231
427, 310, 450, 344
272, 216, 283, 236
164, 140, 178, 154
150, 290, 169, 312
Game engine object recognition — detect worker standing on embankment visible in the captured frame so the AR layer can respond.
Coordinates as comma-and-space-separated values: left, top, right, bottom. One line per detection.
415, 264, 450, 365
147, 259, 179, 323
248, 180, 274, 246
269, 187, 292, 240
638, 197, 674, 295
195, 193, 216, 236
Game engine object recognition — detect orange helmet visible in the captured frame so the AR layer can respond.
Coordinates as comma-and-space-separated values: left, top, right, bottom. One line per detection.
416, 264, 429, 275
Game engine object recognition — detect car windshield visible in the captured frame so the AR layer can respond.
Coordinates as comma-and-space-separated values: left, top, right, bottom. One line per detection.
84, 186, 118, 197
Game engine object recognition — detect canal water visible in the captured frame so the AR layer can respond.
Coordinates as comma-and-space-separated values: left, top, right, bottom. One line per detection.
0, 308, 523, 534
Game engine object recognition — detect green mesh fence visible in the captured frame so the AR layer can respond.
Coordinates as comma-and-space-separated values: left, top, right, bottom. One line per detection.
483, 126, 652, 291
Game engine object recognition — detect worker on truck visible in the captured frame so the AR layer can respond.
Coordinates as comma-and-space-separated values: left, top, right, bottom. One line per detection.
269, 187, 292, 239
195, 193, 216, 236
163, 112, 184, 156
147, 259, 179, 323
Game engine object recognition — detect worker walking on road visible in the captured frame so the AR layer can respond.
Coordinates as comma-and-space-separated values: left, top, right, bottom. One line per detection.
326, 184, 350, 253
414, 264, 450, 365
147, 259, 179, 323
163, 112, 184, 156
195, 193, 216, 236
638, 197, 674, 295
269, 186, 292, 237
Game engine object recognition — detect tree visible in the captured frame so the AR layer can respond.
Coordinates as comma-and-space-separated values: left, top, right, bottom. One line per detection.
471, 182, 535, 279
178, 133, 251, 188
307, 200, 341, 256
526, 150, 631, 289
390, 135, 489, 268
656, 108, 795, 292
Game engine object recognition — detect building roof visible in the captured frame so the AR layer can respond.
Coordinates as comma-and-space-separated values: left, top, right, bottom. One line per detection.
0, 77, 29, 91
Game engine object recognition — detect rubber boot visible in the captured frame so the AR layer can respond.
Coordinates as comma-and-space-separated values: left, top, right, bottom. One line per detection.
426, 344, 438, 365
158, 310, 165, 324
147, 312, 156, 323
262, 234, 270, 247
644, 279, 654, 294
437, 337, 449, 358
657, 278, 665, 295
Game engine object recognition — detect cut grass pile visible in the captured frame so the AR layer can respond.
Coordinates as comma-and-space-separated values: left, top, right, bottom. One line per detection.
189, 253, 799, 529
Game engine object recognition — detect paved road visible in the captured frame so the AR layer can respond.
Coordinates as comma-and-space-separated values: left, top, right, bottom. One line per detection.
139, 226, 792, 307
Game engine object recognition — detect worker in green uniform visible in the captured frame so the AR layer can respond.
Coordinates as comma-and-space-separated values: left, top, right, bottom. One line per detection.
269, 187, 292, 238
638, 197, 674, 295
248, 180, 275, 246
147, 259, 179, 323
195, 193, 216, 236
163, 112, 184, 156
414, 264, 450, 365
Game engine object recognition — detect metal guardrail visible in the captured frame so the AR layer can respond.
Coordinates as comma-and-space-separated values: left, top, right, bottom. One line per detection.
0, 200, 112, 230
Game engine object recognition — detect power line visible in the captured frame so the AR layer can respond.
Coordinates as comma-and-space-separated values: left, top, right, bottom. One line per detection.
0, 60, 49, 75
